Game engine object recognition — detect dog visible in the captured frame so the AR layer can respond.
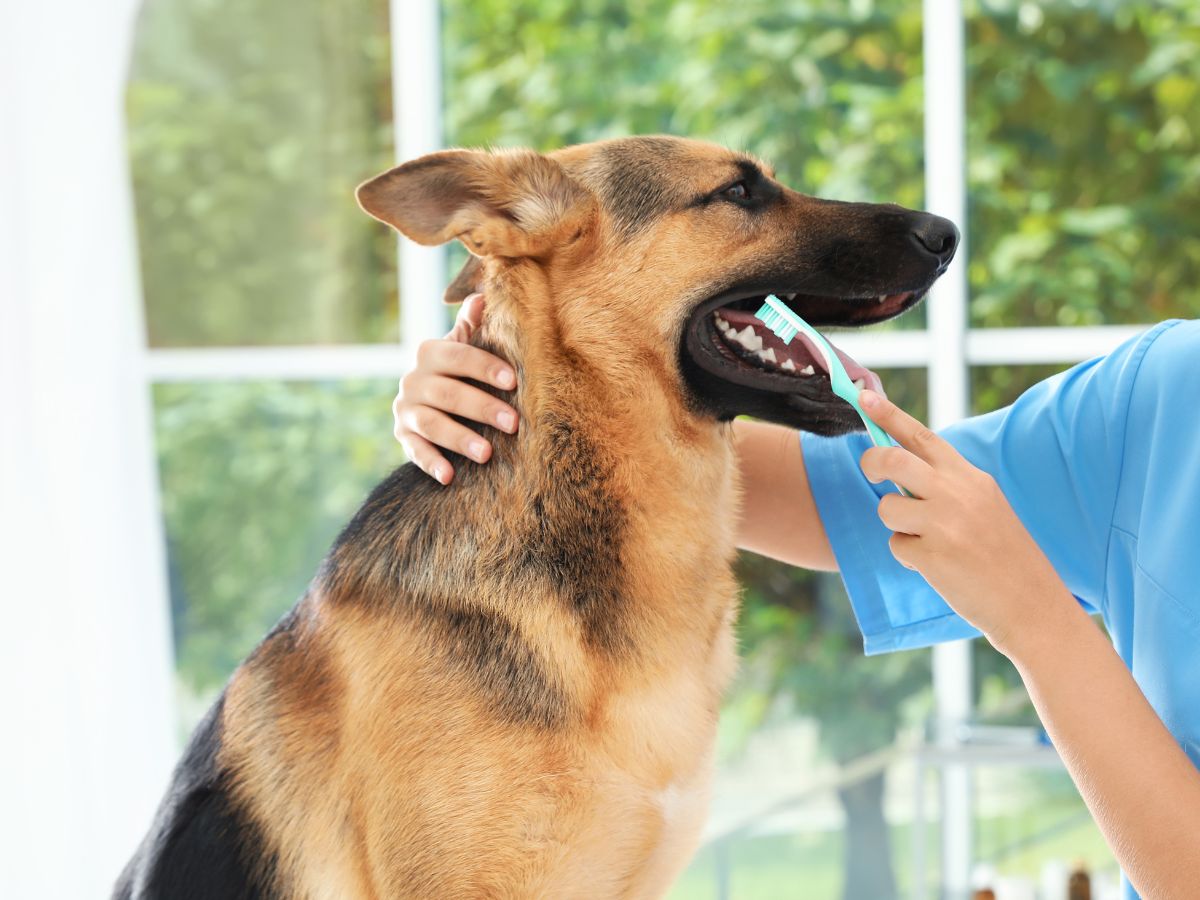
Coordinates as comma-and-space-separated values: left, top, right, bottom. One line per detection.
115, 135, 956, 899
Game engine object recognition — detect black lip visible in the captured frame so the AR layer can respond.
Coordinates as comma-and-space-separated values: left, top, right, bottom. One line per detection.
685, 282, 927, 332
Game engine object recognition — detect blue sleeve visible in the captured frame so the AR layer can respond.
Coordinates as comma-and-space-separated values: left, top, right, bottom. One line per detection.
801, 322, 1173, 655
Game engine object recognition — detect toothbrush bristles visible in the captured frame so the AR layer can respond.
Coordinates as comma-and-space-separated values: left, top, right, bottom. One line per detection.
754, 301, 798, 344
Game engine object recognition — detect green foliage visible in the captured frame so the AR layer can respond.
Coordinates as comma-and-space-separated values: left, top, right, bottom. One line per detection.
127, 0, 397, 346
966, 1, 1200, 327
153, 380, 402, 691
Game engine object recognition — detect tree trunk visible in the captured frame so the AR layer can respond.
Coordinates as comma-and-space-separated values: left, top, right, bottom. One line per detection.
837, 769, 897, 900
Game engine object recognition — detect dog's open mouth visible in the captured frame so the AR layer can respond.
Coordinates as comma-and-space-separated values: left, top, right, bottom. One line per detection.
709, 304, 886, 394
688, 289, 920, 388
680, 286, 926, 432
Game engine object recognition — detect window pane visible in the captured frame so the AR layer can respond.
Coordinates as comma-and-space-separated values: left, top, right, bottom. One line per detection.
970, 362, 1066, 415
968, 3, 1200, 327
128, 0, 397, 347
153, 379, 401, 724
442, 0, 929, 329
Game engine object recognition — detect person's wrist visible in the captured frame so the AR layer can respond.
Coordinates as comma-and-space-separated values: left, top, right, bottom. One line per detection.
988, 576, 1087, 664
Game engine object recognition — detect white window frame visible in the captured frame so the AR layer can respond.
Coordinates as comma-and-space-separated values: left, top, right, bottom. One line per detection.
134, 1, 1153, 895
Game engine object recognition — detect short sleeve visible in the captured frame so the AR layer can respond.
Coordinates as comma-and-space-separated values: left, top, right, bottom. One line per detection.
801, 322, 1174, 655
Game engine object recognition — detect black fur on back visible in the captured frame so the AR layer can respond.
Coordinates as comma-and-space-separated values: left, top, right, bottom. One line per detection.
112, 694, 278, 900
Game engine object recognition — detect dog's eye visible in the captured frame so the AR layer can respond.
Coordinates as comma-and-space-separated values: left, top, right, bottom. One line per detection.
721, 181, 750, 201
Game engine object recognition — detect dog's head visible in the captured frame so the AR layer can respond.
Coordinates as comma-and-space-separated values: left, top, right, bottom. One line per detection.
357, 136, 956, 436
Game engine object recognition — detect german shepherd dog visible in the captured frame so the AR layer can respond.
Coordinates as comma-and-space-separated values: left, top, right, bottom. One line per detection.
116, 136, 956, 899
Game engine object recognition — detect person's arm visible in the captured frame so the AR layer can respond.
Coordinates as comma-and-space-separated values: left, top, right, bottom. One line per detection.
859, 389, 1200, 899
733, 419, 836, 571
393, 296, 837, 567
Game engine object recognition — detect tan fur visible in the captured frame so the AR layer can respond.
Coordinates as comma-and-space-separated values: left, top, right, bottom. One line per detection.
219, 138, 818, 898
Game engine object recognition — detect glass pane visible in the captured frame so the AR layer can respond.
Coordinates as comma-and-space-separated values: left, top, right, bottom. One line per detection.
672, 755, 937, 900
442, 0, 929, 329
153, 379, 401, 727
967, 2, 1200, 327
973, 766, 1120, 898
128, 0, 398, 347
970, 362, 1066, 415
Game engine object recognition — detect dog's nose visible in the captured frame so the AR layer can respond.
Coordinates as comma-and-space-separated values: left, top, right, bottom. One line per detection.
912, 214, 960, 268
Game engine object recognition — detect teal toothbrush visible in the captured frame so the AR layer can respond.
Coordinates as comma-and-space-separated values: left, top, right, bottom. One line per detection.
755, 295, 912, 496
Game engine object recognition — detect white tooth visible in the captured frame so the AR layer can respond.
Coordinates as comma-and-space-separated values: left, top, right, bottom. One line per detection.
760, 348, 777, 364
876, 294, 887, 303
736, 326, 762, 352
800, 365, 815, 376
781, 359, 796, 372
853, 378, 865, 390
784, 293, 797, 301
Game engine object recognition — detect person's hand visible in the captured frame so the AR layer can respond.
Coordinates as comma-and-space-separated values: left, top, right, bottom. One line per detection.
856, 390, 1074, 655
393, 293, 518, 485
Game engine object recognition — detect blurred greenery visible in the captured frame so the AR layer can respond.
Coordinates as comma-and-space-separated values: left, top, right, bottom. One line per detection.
126, 0, 1200, 896
153, 380, 403, 689
127, 0, 397, 346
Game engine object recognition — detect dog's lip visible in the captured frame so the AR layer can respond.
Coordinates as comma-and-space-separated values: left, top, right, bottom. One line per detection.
687, 285, 925, 329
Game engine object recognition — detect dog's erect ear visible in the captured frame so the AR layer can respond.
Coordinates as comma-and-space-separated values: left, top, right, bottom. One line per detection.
356, 149, 593, 261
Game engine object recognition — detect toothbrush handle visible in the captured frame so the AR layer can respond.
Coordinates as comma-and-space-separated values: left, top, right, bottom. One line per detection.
864, 421, 914, 498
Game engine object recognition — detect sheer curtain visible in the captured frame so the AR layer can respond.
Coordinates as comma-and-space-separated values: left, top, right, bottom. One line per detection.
0, 1, 175, 896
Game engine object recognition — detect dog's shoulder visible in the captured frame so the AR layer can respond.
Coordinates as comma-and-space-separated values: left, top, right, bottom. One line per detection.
113, 693, 279, 900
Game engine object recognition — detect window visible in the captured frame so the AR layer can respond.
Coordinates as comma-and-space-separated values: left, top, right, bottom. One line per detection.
126, 1, 1198, 897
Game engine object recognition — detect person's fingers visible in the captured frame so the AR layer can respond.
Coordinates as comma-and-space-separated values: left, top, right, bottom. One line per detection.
453, 292, 486, 336
860, 445, 935, 497
876, 493, 930, 536
400, 406, 494, 465
399, 432, 454, 485
859, 390, 957, 468
416, 375, 518, 434
413, 339, 517, 393
888, 532, 924, 570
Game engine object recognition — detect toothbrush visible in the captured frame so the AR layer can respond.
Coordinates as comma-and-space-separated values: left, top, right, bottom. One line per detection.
755, 295, 912, 496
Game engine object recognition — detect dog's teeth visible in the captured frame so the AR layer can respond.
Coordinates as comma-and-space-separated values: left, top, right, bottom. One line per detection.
760, 348, 776, 364
736, 326, 762, 352
853, 378, 865, 390
800, 365, 815, 376
876, 295, 888, 303
781, 359, 796, 372
784, 293, 797, 301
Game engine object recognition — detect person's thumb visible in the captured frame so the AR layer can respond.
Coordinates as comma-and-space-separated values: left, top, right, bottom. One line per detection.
446, 292, 485, 342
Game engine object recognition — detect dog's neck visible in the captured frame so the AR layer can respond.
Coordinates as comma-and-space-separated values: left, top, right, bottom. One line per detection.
454, 300, 739, 659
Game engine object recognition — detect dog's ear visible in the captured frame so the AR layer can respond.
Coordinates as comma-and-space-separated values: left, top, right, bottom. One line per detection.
356, 149, 593, 261
443, 256, 484, 305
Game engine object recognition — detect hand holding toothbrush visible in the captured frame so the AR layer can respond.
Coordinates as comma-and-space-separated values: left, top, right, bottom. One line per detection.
856, 389, 1074, 656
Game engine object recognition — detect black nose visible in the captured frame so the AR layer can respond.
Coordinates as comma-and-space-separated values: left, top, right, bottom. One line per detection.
912, 214, 959, 268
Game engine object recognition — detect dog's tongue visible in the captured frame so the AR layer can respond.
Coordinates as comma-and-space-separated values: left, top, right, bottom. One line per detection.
718, 308, 886, 396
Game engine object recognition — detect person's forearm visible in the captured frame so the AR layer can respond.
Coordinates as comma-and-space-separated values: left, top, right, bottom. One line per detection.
732, 419, 837, 571
1004, 596, 1200, 899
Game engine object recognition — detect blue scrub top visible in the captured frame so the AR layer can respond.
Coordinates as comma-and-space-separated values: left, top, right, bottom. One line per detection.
802, 320, 1200, 900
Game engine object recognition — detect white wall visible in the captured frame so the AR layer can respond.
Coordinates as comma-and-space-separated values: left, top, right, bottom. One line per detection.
0, 0, 177, 896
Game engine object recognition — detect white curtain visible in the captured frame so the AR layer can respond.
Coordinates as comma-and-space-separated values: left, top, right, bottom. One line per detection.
0, 1, 176, 897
